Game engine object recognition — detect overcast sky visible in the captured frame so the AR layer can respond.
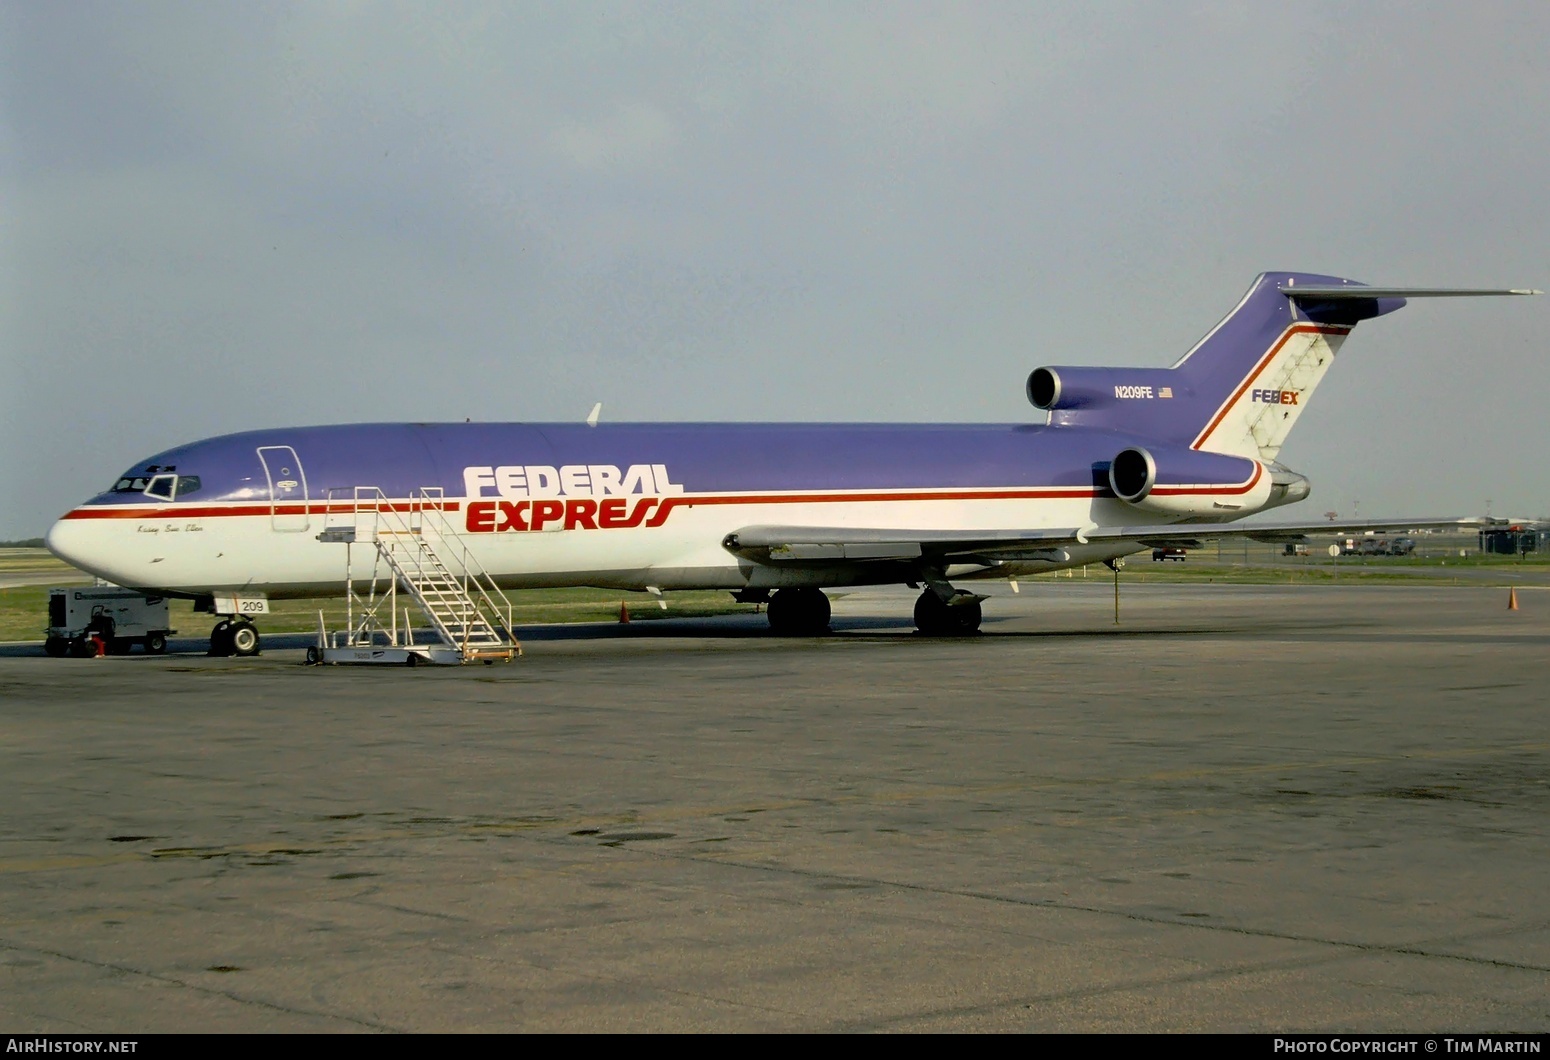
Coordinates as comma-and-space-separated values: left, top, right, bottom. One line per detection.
3, 2, 1547, 538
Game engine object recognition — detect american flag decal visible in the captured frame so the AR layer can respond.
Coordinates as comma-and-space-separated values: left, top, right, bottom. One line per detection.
1159, 386, 1173, 398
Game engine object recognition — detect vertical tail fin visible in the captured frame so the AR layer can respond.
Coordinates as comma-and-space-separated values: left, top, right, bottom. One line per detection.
1180, 271, 1397, 460
1033, 273, 1535, 461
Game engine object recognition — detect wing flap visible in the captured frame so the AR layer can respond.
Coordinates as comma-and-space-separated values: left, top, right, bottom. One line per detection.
725, 518, 1498, 564
769, 541, 923, 561
724, 526, 1084, 564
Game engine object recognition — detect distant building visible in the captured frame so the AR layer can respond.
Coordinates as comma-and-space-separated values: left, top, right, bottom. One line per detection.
1479, 525, 1550, 555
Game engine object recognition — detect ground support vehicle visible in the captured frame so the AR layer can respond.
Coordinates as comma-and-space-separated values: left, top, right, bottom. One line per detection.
44, 587, 174, 657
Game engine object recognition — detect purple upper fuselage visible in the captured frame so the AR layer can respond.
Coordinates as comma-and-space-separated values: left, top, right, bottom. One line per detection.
80, 420, 1243, 508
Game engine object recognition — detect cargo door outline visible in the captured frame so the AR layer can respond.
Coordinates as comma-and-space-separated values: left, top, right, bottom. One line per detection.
257, 446, 310, 531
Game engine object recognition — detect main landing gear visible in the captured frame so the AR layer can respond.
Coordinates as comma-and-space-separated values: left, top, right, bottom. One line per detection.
209, 618, 262, 657
911, 570, 986, 636
913, 589, 983, 635
760, 583, 984, 636
765, 588, 831, 636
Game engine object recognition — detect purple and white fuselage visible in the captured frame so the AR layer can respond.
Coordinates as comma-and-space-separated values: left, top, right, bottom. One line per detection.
45, 419, 1268, 595
45, 272, 1537, 640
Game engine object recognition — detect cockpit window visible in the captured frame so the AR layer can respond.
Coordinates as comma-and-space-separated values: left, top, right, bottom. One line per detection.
143, 474, 178, 501
112, 467, 198, 499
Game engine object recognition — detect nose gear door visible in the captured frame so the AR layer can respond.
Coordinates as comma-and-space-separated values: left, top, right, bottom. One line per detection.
257, 446, 310, 531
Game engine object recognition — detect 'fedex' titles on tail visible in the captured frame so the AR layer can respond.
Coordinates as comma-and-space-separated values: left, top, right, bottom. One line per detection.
1251, 389, 1300, 405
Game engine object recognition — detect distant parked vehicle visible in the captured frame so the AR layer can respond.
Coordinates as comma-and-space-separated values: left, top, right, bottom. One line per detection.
1337, 536, 1415, 558
1152, 547, 1187, 562
1283, 543, 1309, 557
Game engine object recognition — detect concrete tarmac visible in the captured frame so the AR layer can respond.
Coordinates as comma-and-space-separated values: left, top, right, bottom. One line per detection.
1, 582, 1547, 1032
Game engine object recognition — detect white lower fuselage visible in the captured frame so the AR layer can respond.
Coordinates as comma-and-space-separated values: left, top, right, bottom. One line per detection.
49, 491, 1161, 599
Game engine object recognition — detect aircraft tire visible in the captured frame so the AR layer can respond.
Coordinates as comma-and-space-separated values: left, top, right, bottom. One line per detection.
804, 589, 832, 633
914, 591, 982, 636
229, 622, 261, 657
955, 596, 983, 633
145, 633, 168, 655
767, 588, 830, 636
209, 620, 233, 656
766, 590, 797, 634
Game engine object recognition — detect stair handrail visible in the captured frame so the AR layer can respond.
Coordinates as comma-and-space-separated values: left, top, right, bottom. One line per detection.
410, 487, 518, 643
318, 485, 403, 649
407, 489, 479, 656
319, 485, 518, 660
340, 485, 517, 658
345, 486, 454, 645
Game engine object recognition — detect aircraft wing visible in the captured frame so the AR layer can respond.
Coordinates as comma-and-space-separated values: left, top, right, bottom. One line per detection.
722, 517, 1500, 565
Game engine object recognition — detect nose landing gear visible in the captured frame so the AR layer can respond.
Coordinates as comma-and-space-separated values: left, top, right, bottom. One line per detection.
209, 618, 262, 657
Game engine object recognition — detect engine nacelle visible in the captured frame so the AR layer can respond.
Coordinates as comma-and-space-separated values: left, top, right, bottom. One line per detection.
1107, 444, 1272, 517
1027, 366, 1182, 413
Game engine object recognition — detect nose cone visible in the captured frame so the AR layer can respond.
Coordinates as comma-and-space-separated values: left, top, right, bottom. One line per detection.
46, 514, 113, 583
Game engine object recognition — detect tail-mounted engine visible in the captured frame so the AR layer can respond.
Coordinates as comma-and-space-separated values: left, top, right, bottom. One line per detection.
1107, 444, 1276, 517
1029, 366, 1181, 414
1028, 365, 1190, 437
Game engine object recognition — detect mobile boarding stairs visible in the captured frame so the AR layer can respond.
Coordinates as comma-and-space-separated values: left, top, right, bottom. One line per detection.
311, 487, 521, 666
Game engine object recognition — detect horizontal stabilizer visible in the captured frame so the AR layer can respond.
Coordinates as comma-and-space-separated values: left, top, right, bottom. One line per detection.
1279, 285, 1541, 298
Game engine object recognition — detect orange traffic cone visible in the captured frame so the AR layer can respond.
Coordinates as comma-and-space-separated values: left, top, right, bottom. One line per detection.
1508, 587, 1519, 611
619, 602, 631, 624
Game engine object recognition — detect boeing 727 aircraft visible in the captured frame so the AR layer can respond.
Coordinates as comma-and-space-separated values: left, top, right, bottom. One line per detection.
45, 272, 1538, 655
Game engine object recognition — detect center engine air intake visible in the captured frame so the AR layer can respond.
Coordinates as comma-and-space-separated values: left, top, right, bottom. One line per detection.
1026, 367, 1063, 410
1106, 444, 1271, 517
